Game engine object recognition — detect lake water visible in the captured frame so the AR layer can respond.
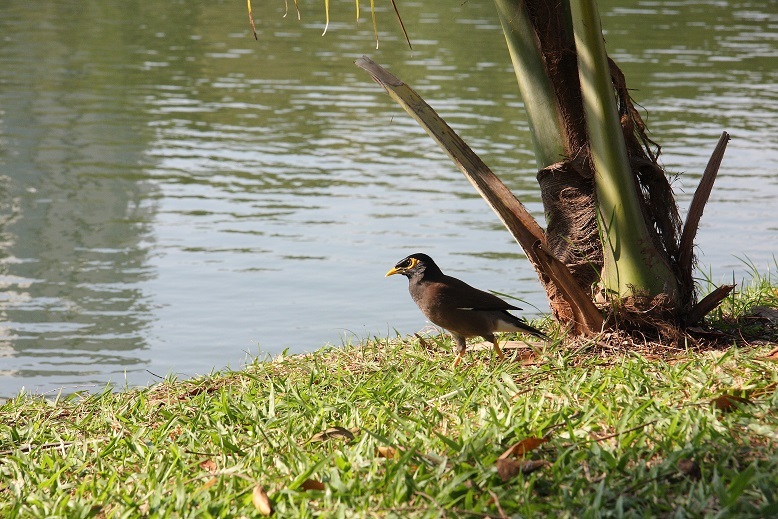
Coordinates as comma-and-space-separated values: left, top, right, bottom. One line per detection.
1, 0, 776, 397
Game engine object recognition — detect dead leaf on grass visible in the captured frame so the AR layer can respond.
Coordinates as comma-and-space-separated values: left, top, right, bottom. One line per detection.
495, 436, 550, 481
300, 478, 326, 491
496, 458, 549, 481
498, 437, 548, 459
309, 426, 357, 442
252, 485, 273, 516
711, 394, 752, 412
183, 384, 220, 399
376, 446, 398, 459
199, 459, 218, 473
197, 477, 218, 492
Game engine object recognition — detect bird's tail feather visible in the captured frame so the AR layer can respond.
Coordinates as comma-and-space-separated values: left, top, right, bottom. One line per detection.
495, 314, 549, 340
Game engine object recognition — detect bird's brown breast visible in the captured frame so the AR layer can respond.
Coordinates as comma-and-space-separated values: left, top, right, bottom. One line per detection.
409, 277, 503, 338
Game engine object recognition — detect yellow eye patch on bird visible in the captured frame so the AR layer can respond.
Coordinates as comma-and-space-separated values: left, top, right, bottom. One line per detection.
385, 256, 420, 277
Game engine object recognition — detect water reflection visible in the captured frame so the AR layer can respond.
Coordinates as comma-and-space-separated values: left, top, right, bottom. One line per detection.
0, 0, 776, 396
602, 0, 778, 272
0, 1, 164, 391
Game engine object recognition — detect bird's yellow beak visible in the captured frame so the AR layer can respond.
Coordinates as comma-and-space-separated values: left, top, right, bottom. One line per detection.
385, 267, 402, 277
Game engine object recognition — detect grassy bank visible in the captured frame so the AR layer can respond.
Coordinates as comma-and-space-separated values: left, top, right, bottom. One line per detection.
2, 281, 777, 517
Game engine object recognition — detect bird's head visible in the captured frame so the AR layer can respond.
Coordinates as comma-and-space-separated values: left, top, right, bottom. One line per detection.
385, 253, 440, 279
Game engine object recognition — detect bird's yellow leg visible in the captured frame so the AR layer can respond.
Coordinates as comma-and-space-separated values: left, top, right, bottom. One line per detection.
492, 340, 506, 360
452, 336, 467, 368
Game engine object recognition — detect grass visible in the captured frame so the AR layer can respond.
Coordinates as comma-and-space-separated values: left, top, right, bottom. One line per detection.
705, 259, 778, 339
1, 282, 777, 518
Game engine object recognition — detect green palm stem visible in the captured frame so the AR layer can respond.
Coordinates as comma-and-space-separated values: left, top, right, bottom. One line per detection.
493, 0, 567, 169
569, 0, 678, 300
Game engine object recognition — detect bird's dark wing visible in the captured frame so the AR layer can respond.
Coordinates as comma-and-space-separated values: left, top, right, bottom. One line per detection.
439, 275, 522, 311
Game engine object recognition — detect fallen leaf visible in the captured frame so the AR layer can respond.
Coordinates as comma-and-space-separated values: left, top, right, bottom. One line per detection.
496, 458, 549, 481
252, 485, 273, 516
199, 459, 218, 473
310, 426, 356, 442
300, 479, 326, 491
677, 458, 701, 480
711, 394, 752, 412
498, 437, 548, 460
183, 384, 219, 399
197, 477, 218, 492
376, 446, 398, 459
521, 459, 549, 474
496, 459, 520, 481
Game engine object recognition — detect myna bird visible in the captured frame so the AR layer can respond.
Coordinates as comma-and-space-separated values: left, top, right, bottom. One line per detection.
386, 253, 548, 367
